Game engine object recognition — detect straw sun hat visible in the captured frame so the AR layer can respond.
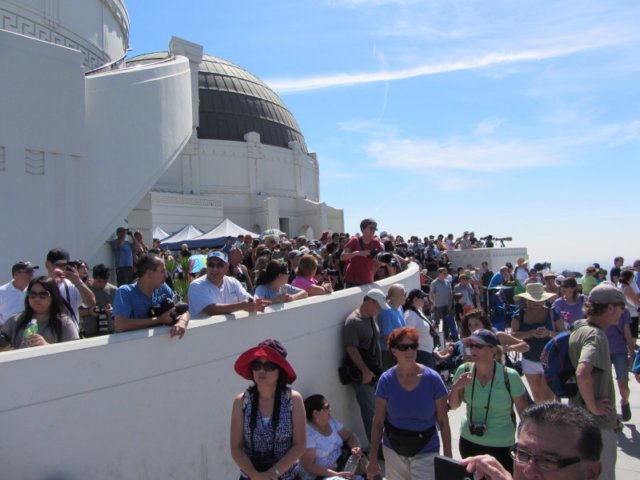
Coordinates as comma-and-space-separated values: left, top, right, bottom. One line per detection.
513, 283, 556, 303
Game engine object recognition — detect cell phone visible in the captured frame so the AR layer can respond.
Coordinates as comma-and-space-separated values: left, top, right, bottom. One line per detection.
434, 455, 474, 480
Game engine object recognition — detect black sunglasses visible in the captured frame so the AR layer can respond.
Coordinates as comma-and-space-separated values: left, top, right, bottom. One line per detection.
28, 290, 51, 299
207, 262, 226, 269
250, 360, 278, 372
394, 343, 419, 351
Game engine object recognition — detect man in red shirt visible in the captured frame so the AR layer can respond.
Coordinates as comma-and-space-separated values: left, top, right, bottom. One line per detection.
340, 218, 384, 287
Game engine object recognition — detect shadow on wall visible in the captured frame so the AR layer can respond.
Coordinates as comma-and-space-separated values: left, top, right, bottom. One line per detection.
0, 264, 420, 479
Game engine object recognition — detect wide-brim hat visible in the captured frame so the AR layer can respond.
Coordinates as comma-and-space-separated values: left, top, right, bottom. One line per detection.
234, 339, 296, 384
514, 283, 556, 303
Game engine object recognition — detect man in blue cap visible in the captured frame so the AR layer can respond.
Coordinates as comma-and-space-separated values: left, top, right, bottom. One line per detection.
188, 251, 269, 319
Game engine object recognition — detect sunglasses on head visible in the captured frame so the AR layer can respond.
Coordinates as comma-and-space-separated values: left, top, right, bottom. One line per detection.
250, 360, 278, 372
467, 343, 489, 350
28, 290, 51, 299
394, 343, 419, 351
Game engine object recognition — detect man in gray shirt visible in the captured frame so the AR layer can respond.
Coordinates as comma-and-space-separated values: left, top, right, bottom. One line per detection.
429, 267, 452, 337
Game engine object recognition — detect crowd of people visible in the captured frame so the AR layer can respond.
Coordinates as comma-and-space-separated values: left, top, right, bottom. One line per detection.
1, 219, 639, 479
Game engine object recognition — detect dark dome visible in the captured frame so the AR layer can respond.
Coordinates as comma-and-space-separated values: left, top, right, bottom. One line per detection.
126, 52, 308, 153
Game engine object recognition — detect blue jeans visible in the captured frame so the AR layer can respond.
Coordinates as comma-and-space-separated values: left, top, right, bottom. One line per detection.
351, 382, 376, 442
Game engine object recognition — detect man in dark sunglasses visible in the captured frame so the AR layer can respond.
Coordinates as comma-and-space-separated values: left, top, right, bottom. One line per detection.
462, 402, 602, 480
187, 251, 269, 319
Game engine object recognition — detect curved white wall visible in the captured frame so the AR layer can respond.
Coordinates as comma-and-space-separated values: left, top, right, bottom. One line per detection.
0, 28, 193, 281
0, 0, 129, 69
0, 265, 420, 479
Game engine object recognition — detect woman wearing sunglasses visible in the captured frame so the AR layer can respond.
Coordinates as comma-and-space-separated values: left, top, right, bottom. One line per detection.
0, 276, 79, 350
300, 394, 364, 479
230, 339, 306, 480
367, 327, 451, 480
448, 329, 529, 475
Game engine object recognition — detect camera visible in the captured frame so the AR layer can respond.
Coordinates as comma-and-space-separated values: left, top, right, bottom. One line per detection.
94, 306, 110, 334
376, 252, 394, 264
66, 260, 81, 270
325, 269, 340, 277
469, 423, 487, 437
0, 331, 10, 348
149, 298, 189, 325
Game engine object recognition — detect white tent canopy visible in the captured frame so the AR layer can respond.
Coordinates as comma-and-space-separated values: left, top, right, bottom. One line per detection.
189, 219, 258, 248
151, 226, 170, 241
160, 224, 204, 249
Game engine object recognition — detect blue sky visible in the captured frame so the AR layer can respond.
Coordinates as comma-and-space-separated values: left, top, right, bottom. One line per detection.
127, 0, 640, 273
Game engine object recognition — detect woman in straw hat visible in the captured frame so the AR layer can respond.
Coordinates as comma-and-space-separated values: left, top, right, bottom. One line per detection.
230, 339, 306, 479
512, 283, 565, 403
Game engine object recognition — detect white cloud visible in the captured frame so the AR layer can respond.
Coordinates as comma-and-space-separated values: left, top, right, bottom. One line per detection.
267, 38, 624, 93
365, 137, 564, 172
473, 117, 506, 136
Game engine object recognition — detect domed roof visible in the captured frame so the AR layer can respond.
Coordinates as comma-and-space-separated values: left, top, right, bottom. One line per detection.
127, 52, 308, 153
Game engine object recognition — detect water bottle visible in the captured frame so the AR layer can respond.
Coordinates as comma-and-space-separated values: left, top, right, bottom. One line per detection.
343, 453, 359, 475
22, 319, 38, 347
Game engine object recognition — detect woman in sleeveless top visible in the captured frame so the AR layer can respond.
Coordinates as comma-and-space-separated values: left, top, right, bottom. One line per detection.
512, 283, 565, 403
230, 339, 306, 480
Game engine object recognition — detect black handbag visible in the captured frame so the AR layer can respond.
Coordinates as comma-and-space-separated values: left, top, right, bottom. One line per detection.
338, 356, 362, 385
384, 419, 436, 457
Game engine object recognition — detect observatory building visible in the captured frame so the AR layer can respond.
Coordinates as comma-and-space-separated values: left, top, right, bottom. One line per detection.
0, 0, 343, 276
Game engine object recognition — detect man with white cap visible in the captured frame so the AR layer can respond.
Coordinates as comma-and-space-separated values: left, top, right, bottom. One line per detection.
187, 251, 269, 319
342, 288, 388, 442
569, 282, 627, 480
0, 261, 39, 325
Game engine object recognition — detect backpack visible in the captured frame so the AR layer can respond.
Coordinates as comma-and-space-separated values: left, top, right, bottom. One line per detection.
540, 325, 584, 398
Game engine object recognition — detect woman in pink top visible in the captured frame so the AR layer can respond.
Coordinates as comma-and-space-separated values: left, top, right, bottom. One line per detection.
292, 255, 332, 296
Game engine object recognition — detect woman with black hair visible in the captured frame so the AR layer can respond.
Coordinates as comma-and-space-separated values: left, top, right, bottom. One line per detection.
403, 289, 449, 369
254, 261, 308, 304
300, 394, 362, 479
230, 339, 306, 480
0, 276, 79, 350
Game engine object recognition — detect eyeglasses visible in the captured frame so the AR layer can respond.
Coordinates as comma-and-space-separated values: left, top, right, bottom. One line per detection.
207, 262, 226, 269
321, 404, 331, 411
250, 360, 278, 372
467, 343, 489, 350
394, 343, 419, 351
510, 445, 582, 472
28, 290, 51, 299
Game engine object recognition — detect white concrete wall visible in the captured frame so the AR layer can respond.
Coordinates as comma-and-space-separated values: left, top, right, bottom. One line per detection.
0, 264, 420, 479
0, 29, 86, 279
447, 247, 528, 273
0, 0, 129, 69
82, 54, 193, 259
0, 28, 193, 281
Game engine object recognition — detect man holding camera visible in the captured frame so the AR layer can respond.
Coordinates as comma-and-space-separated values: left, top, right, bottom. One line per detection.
112, 254, 189, 338
111, 227, 142, 286
45, 248, 96, 330
340, 218, 384, 288
82, 264, 117, 337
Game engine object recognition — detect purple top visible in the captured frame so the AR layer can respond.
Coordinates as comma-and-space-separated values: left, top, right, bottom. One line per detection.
606, 308, 631, 355
291, 276, 317, 291
552, 295, 585, 327
375, 365, 447, 454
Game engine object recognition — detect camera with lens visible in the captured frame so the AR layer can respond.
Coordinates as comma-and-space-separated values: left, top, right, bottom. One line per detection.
149, 298, 189, 325
325, 269, 340, 277
469, 423, 487, 437
376, 252, 394, 264
93, 306, 110, 334
66, 260, 81, 270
